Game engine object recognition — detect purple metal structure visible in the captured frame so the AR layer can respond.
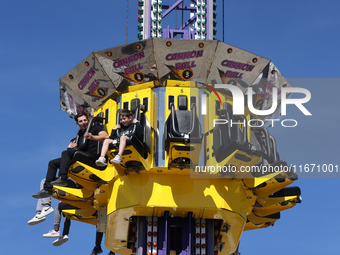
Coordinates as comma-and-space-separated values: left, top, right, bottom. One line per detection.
137, 0, 217, 40
131, 213, 219, 255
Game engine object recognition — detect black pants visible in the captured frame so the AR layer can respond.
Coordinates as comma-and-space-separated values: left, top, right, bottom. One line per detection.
59, 202, 78, 236
44, 149, 76, 191
95, 231, 104, 248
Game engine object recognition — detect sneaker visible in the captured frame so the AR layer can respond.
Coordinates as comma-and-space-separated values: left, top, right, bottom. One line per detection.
28, 215, 46, 225
53, 235, 69, 246
32, 189, 52, 199
38, 206, 54, 218
43, 229, 60, 238
91, 246, 103, 255
95, 157, 107, 167
50, 177, 68, 187
110, 155, 123, 164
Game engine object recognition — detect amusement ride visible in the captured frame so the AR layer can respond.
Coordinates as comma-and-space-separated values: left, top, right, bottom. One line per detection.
54, 1, 301, 254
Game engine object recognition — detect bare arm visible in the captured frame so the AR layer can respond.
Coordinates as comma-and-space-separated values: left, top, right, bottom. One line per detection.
84, 130, 109, 142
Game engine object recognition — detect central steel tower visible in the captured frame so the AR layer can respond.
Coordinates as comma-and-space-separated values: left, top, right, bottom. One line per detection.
137, 0, 217, 40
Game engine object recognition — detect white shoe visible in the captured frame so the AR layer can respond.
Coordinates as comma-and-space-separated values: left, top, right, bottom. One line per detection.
110, 155, 123, 164
38, 206, 54, 219
43, 230, 60, 238
95, 157, 107, 167
28, 215, 46, 226
53, 235, 69, 246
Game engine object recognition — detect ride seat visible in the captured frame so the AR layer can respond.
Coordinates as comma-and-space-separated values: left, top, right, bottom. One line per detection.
167, 95, 202, 143
251, 127, 276, 164
164, 95, 203, 168
213, 103, 261, 163
67, 115, 109, 190
70, 150, 105, 171
247, 127, 291, 181
109, 104, 149, 159
70, 115, 107, 171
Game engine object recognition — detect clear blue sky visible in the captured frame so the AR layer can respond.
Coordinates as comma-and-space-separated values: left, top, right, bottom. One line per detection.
1, 0, 340, 254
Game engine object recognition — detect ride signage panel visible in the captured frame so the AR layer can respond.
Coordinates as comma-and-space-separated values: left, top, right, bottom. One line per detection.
250, 61, 292, 120
59, 38, 292, 117
153, 38, 218, 84
95, 39, 158, 91
59, 53, 117, 110
208, 42, 270, 93
59, 81, 93, 116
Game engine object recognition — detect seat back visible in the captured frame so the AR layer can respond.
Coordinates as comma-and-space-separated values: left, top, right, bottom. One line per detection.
95, 112, 106, 157
223, 103, 248, 146
76, 115, 105, 153
214, 103, 248, 151
168, 95, 202, 139
175, 95, 192, 134
111, 104, 149, 158
139, 112, 151, 155
131, 98, 140, 120
113, 106, 143, 140
253, 127, 272, 163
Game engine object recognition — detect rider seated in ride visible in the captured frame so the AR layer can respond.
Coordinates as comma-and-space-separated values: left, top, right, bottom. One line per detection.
32, 111, 109, 199
95, 109, 142, 166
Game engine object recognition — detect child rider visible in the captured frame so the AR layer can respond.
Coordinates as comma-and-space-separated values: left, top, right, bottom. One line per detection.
95, 109, 142, 166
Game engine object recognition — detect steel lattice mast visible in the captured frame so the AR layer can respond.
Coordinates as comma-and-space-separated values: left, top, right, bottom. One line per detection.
137, 0, 217, 40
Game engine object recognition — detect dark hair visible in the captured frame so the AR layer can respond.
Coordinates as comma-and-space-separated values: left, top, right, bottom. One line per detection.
120, 109, 133, 118
74, 111, 89, 123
